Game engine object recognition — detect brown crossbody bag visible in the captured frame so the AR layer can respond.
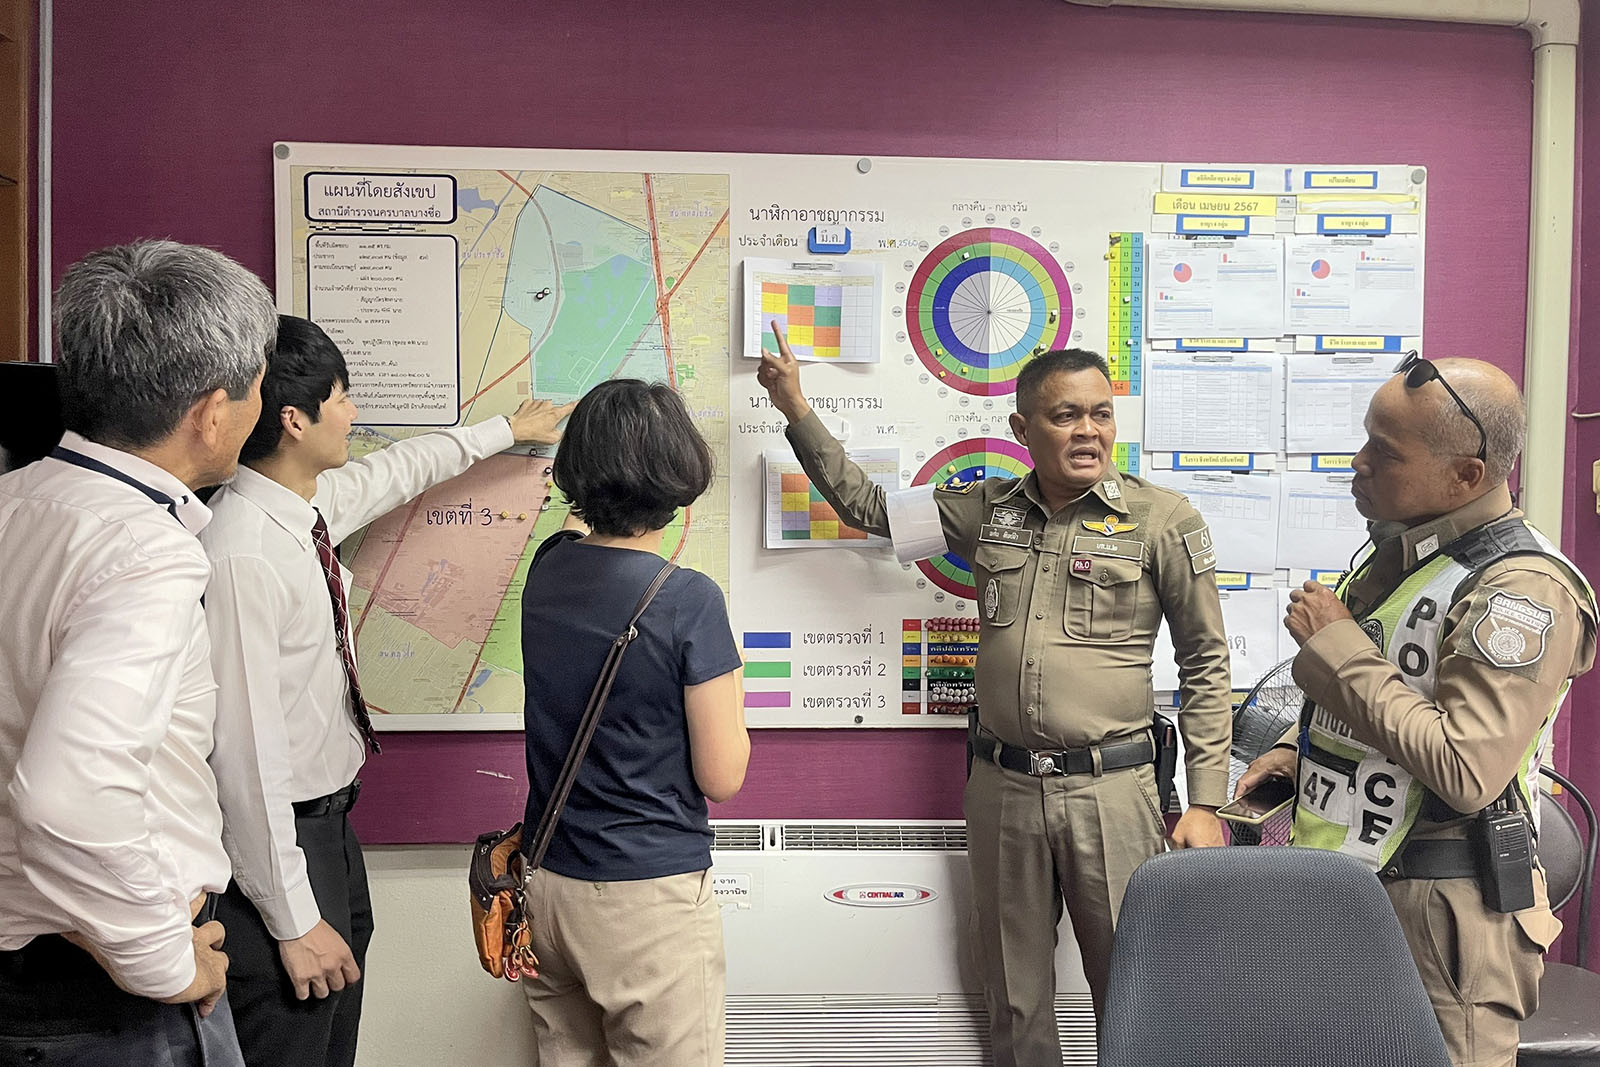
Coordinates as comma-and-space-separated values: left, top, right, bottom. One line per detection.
469, 531, 676, 981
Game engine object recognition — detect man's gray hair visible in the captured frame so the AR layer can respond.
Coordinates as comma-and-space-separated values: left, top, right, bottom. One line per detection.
1425, 374, 1527, 485
54, 240, 276, 449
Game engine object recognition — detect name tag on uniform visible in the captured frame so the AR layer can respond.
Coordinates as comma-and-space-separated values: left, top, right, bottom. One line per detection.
980, 524, 1034, 548
1070, 535, 1143, 562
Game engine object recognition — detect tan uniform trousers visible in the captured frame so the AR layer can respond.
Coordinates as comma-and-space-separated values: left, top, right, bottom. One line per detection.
520, 867, 725, 1067
965, 755, 1168, 1067
1386, 876, 1550, 1067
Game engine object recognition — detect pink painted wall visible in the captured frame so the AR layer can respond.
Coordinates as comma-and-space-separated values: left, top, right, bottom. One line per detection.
52, 1, 1593, 960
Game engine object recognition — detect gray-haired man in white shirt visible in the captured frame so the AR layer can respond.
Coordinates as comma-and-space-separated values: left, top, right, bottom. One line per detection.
200, 315, 572, 1067
0, 240, 277, 1066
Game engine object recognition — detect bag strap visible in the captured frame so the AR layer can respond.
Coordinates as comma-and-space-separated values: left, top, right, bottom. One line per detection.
525, 547, 677, 872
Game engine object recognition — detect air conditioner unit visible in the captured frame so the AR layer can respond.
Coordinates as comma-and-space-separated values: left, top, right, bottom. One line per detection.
711, 820, 1097, 1066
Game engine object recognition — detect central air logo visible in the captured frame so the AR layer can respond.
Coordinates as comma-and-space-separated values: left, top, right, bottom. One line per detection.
826, 884, 939, 908
1084, 514, 1138, 536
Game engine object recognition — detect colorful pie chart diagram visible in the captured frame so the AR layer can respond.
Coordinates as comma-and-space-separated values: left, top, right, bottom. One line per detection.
912, 438, 1034, 597
1172, 262, 1193, 283
1311, 258, 1331, 279
906, 228, 1072, 396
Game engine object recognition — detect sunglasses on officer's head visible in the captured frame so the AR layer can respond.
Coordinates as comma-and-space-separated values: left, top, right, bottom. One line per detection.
1394, 350, 1488, 463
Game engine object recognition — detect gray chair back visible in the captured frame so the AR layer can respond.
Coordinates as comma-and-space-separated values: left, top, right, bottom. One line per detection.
1100, 847, 1451, 1067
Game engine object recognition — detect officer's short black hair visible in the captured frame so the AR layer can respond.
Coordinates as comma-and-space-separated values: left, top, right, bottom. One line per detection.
240, 315, 349, 464
553, 379, 714, 537
1014, 349, 1112, 416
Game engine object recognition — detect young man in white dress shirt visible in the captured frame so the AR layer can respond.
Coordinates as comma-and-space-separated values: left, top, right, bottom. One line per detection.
201, 316, 573, 1067
0, 240, 277, 1066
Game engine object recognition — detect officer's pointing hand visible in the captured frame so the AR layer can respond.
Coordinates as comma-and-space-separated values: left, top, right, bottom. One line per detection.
758, 320, 811, 425
1285, 580, 1354, 648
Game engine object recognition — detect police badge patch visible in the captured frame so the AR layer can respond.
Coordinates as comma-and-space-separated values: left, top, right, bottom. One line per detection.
991, 506, 1028, 529
1360, 618, 1385, 649
984, 579, 1000, 621
1471, 591, 1556, 668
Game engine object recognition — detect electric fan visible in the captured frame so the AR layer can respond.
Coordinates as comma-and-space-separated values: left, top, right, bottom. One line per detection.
1228, 656, 1305, 845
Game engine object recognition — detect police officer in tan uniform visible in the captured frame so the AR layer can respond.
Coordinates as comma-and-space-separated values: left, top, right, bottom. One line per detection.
759, 325, 1232, 1066
1238, 356, 1596, 1067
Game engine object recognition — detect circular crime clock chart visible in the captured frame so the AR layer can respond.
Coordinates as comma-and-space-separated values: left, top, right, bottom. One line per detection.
913, 438, 1034, 598
906, 228, 1073, 396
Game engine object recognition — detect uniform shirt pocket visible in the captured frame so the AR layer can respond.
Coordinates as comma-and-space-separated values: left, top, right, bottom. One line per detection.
1065, 556, 1143, 642
973, 544, 1031, 627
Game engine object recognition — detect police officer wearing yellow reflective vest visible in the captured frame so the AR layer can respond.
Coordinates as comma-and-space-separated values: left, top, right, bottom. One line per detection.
1237, 355, 1597, 1067
759, 323, 1232, 1066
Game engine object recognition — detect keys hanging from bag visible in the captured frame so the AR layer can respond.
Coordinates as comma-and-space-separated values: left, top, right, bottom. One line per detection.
468, 531, 677, 982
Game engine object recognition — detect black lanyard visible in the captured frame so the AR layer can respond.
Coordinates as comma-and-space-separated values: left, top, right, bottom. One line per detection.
50, 445, 186, 527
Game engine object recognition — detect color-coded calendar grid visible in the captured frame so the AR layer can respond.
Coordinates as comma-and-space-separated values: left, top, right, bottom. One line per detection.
1106, 231, 1145, 396
779, 472, 869, 541
761, 282, 846, 358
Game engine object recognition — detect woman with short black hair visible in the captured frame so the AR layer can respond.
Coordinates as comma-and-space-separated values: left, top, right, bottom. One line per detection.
518, 379, 747, 1066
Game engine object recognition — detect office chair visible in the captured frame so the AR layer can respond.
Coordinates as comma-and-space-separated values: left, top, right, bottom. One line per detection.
1518, 766, 1600, 1067
1100, 847, 1451, 1067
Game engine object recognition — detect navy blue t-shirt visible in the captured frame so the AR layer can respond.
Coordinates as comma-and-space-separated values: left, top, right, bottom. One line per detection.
521, 536, 742, 882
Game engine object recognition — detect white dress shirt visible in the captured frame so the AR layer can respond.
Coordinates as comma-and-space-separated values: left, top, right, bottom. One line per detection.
0, 432, 231, 999
201, 418, 515, 939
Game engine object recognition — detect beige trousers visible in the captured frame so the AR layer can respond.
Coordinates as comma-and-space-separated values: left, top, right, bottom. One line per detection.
1386, 875, 1556, 1067
520, 867, 726, 1067
964, 757, 1168, 1067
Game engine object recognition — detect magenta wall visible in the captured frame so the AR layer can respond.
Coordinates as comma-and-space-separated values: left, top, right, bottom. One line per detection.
52, 0, 1595, 956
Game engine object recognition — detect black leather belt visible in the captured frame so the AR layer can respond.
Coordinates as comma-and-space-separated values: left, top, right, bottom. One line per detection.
975, 731, 1156, 778
292, 779, 361, 818
1379, 837, 1478, 881
1, 893, 219, 983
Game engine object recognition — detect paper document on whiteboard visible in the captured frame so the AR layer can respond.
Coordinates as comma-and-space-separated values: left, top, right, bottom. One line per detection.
1148, 470, 1281, 573
1154, 589, 1283, 691
1285, 236, 1422, 336
1145, 353, 1284, 453
1278, 471, 1369, 570
1285, 354, 1390, 453
1147, 237, 1284, 338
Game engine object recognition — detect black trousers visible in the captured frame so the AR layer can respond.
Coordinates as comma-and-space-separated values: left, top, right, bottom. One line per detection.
0, 899, 244, 1066
215, 810, 373, 1067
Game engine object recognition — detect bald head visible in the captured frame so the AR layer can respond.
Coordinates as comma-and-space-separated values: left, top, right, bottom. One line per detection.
1415, 358, 1525, 484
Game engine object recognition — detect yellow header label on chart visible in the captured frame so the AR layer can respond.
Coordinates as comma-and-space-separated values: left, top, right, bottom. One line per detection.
1306, 172, 1379, 189
1176, 453, 1252, 467
1181, 170, 1255, 188
1320, 336, 1390, 350
1155, 193, 1278, 216
1178, 216, 1249, 234
1320, 215, 1389, 232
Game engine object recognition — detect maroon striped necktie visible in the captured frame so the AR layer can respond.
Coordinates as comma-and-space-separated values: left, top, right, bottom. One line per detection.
311, 511, 381, 755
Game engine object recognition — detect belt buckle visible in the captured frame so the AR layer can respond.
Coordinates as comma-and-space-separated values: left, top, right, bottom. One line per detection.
1029, 751, 1059, 776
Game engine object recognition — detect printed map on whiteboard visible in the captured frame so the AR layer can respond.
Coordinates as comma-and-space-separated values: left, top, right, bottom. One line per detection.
282, 166, 730, 727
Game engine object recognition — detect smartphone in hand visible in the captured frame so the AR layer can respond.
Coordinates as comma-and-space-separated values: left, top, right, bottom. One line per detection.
1216, 776, 1296, 825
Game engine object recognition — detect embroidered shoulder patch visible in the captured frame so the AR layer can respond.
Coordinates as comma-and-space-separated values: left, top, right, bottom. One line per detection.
936, 478, 975, 494
1470, 591, 1556, 669
1183, 525, 1214, 559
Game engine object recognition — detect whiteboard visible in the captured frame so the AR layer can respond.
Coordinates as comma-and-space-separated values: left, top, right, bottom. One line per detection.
272, 144, 1423, 728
